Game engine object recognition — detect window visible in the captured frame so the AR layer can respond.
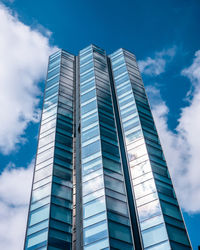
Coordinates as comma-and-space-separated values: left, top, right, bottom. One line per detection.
142, 224, 168, 248
29, 205, 50, 226
81, 100, 97, 115
104, 175, 124, 194
83, 196, 106, 219
138, 199, 161, 222
32, 183, 51, 203
83, 175, 104, 196
82, 140, 101, 159
83, 212, 106, 228
84, 220, 108, 245
52, 183, 72, 201
134, 178, 156, 200
51, 204, 72, 224
26, 228, 48, 248
109, 221, 132, 243
106, 196, 128, 216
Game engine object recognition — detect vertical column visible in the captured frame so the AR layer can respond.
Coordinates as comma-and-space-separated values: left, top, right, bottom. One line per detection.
24, 50, 61, 250
79, 45, 110, 250
80, 45, 135, 250
48, 50, 75, 249
93, 46, 134, 250
110, 49, 170, 249
24, 49, 75, 250
123, 49, 191, 250
110, 48, 191, 249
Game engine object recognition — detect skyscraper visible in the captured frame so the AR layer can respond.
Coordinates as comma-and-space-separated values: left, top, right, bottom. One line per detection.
24, 45, 191, 250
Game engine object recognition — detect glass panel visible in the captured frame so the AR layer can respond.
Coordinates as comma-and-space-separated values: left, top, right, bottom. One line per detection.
51, 204, 72, 224
27, 228, 48, 248
82, 125, 99, 143
142, 224, 168, 248
109, 221, 132, 243
40, 118, 56, 134
83, 196, 106, 219
134, 178, 156, 199
83, 188, 104, 204
105, 188, 126, 202
29, 205, 50, 226
82, 157, 102, 176
30, 196, 50, 211
38, 133, 55, 148
166, 224, 190, 246
82, 168, 103, 183
33, 176, 52, 190
106, 196, 128, 216
128, 144, 147, 161
27, 220, 48, 236
52, 183, 72, 201
81, 100, 97, 115
32, 183, 51, 203
104, 175, 125, 194
140, 215, 163, 231
136, 192, 158, 207
36, 148, 54, 165
83, 175, 104, 196
83, 212, 107, 228
138, 199, 161, 222
84, 220, 108, 245
133, 172, 153, 186
84, 238, 109, 250
160, 201, 182, 220
34, 165, 53, 183
35, 158, 53, 171
82, 140, 101, 159
145, 240, 171, 250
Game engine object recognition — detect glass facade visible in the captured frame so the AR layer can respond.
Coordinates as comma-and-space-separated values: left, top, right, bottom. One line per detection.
24, 45, 191, 250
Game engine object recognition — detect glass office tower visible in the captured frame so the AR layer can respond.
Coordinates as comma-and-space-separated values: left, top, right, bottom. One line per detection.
24, 45, 191, 250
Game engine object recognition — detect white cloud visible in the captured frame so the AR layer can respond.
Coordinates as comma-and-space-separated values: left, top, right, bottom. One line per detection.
0, 4, 58, 154
138, 47, 176, 76
146, 50, 200, 213
0, 162, 33, 250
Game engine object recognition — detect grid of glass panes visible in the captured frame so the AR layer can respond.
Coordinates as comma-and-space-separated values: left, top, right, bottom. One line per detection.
110, 49, 171, 249
122, 50, 191, 249
79, 45, 110, 250
92, 46, 134, 249
25, 50, 61, 250
48, 50, 75, 249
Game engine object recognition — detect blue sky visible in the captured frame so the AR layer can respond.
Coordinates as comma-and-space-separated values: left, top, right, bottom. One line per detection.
0, 0, 199, 248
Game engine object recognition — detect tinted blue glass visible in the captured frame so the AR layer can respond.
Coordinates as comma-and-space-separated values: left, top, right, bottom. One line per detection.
84, 220, 107, 245
52, 183, 72, 200
45, 85, 59, 99
142, 224, 168, 248
29, 205, 50, 226
83, 175, 104, 196
81, 89, 96, 103
27, 220, 48, 236
48, 59, 60, 71
51, 204, 72, 224
83, 196, 106, 219
47, 67, 60, 79
82, 157, 102, 175
82, 140, 101, 159
26, 228, 48, 248
32, 183, 51, 203
46, 75, 59, 89
80, 61, 93, 74
81, 100, 97, 115
80, 70, 94, 83
82, 125, 99, 142
109, 221, 132, 243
